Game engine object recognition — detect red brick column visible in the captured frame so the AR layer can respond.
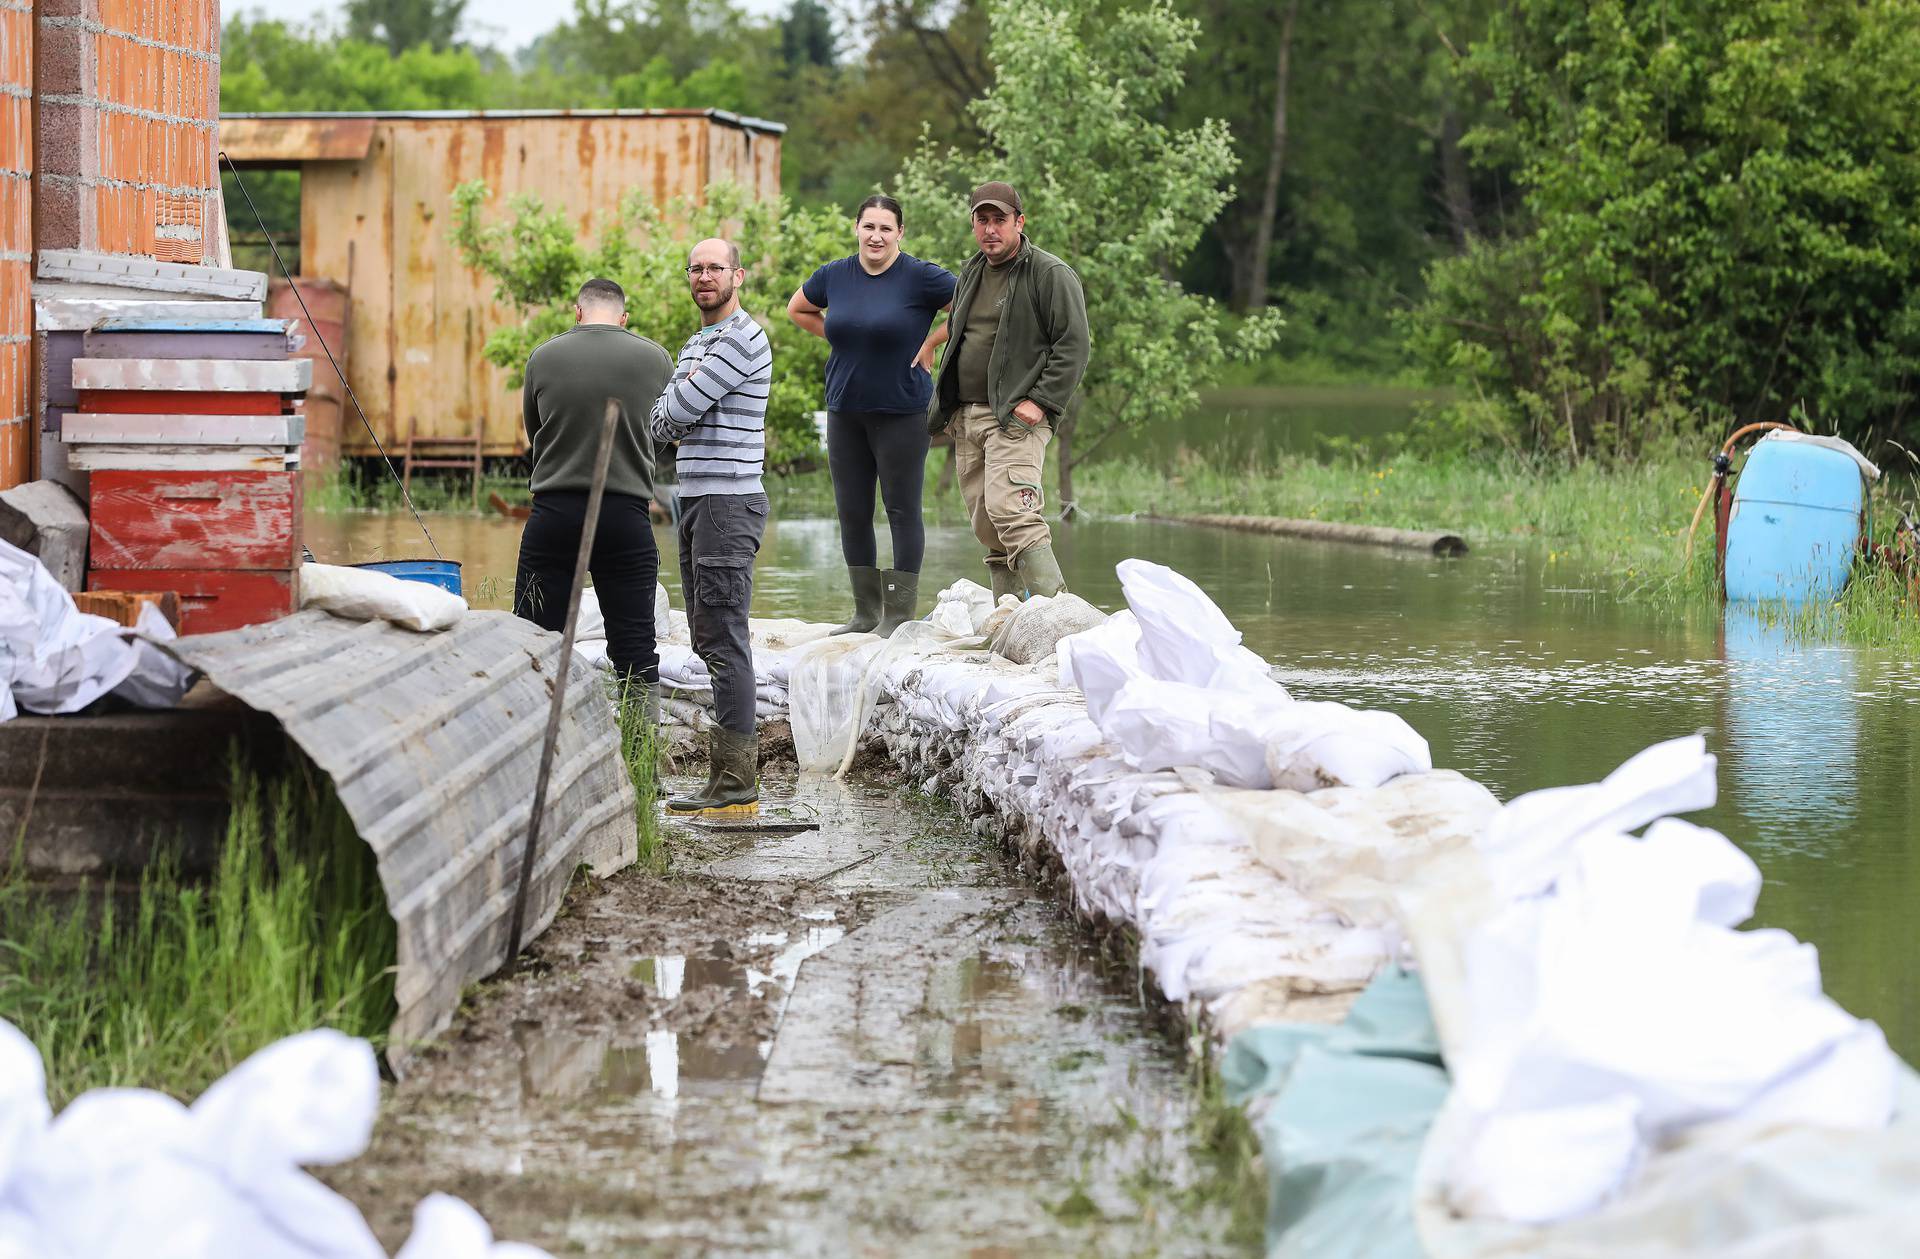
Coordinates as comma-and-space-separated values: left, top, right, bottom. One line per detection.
36, 0, 220, 263
0, 0, 31, 489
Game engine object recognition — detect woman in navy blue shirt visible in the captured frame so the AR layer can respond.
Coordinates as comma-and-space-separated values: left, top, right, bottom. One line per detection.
788, 194, 956, 636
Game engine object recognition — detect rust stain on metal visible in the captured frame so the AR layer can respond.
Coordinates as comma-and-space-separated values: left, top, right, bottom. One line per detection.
270, 113, 782, 456
219, 117, 377, 164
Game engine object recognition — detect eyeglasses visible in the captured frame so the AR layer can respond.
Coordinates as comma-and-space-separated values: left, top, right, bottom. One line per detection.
686, 264, 736, 278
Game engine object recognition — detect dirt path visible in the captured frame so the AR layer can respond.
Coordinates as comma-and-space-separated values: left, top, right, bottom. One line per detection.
328, 773, 1247, 1257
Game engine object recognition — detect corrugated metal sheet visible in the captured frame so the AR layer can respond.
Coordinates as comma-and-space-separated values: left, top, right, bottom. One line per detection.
216, 112, 785, 457
162, 609, 639, 1065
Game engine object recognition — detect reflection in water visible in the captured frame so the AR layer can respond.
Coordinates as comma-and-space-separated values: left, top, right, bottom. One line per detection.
312, 505, 1918, 1059
1721, 607, 1859, 843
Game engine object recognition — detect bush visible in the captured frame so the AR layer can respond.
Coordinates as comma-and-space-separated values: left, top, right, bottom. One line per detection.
1409, 0, 1920, 459
452, 180, 848, 469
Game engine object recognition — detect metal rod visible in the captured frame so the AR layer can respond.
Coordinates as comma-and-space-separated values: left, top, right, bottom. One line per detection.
218, 151, 441, 559
504, 397, 622, 966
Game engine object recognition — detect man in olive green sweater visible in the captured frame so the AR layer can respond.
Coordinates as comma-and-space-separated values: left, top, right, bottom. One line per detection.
514, 276, 673, 690
927, 181, 1090, 600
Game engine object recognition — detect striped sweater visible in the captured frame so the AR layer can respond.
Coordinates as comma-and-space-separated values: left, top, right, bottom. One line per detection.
649, 309, 772, 496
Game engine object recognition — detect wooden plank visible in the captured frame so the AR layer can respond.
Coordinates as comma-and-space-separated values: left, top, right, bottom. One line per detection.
64, 414, 305, 444
88, 568, 297, 635
89, 470, 302, 571
40, 331, 84, 408
78, 390, 288, 416
92, 318, 294, 335
36, 251, 269, 301
83, 331, 291, 361
71, 359, 313, 393
67, 446, 298, 473
72, 589, 181, 630
32, 296, 263, 333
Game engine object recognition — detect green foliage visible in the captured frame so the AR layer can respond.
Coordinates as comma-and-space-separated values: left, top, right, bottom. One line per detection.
1409, 0, 1920, 458
0, 759, 397, 1106
450, 180, 848, 467
894, 0, 1282, 495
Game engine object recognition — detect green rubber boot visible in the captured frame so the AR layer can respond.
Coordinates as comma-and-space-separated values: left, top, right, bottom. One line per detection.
1015, 542, 1067, 598
831, 566, 884, 636
988, 561, 1020, 604
875, 569, 920, 637
665, 726, 759, 817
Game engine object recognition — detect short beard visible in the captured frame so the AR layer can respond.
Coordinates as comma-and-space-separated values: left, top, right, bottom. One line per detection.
694, 282, 736, 309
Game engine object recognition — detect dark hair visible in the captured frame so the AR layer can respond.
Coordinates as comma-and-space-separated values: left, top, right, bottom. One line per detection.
854, 194, 904, 229
577, 277, 625, 309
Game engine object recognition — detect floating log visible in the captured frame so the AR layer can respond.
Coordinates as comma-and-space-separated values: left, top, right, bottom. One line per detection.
1152, 513, 1468, 556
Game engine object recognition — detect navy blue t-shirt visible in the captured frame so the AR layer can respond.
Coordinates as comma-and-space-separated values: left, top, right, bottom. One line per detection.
802, 252, 957, 415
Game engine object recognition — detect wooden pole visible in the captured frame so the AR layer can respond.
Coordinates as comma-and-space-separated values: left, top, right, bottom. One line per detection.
504, 397, 621, 967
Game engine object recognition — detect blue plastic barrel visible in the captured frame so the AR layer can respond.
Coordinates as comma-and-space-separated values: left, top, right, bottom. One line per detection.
1724, 439, 1863, 603
353, 559, 463, 596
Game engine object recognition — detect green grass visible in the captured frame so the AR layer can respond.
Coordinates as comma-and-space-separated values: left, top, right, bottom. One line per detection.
305, 461, 531, 516
612, 680, 666, 872
1073, 448, 1920, 650
0, 758, 397, 1106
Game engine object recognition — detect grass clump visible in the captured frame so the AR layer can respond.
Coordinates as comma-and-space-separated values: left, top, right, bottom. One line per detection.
0, 758, 397, 1107
612, 679, 665, 873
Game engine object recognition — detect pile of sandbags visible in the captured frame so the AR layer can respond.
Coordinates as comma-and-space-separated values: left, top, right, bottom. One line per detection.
0, 1020, 545, 1258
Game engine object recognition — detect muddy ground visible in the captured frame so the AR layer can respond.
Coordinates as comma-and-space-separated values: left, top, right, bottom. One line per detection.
326, 772, 1251, 1257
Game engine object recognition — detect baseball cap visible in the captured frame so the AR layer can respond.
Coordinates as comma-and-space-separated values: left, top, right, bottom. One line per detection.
969, 181, 1022, 216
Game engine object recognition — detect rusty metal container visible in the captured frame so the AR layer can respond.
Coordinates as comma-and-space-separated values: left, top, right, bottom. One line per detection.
267, 275, 350, 470
220, 110, 785, 459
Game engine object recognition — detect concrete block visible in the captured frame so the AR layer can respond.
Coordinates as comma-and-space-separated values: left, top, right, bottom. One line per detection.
36, 98, 88, 179
35, 175, 80, 251
0, 478, 90, 590
35, 22, 86, 98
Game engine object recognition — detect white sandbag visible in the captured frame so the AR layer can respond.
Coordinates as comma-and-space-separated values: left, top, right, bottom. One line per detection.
989, 592, 1107, 666
300, 563, 466, 633
576, 588, 605, 641
396, 1194, 550, 1259
1476, 734, 1717, 901
0, 1019, 552, 1259
1060, 610, 1147, 723
932, 578, 995, 634
1116, 558, 1274, 692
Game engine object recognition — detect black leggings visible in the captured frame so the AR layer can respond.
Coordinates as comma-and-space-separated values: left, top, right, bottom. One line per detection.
827, 409, 930, 572
513, 490, 659, 688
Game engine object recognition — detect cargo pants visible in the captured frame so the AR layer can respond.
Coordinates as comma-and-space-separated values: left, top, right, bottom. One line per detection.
676, 491, 768, 736
952, 403, 1053, 577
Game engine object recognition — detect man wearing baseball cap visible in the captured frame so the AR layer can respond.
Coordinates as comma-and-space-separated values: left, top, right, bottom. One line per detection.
927, 180, 1090, 600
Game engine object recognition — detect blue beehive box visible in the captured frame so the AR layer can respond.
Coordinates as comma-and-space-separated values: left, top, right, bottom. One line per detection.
1725, 438, 1865, 603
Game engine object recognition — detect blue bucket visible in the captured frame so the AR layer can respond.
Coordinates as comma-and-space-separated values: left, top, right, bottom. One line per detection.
353, 559, 463, 596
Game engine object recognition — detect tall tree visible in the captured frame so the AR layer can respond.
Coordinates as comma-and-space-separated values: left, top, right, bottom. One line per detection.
344, 0, 468, 53
780, 0, 836, 70
897, 0, 1279, 506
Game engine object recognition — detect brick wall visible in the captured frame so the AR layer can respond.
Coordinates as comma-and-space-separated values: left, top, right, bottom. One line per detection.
1, 0, 30, 489
36, 0, 220, 263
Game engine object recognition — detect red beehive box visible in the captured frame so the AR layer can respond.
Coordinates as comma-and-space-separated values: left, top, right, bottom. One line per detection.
87, 470, 302, 634
88, 569, 297, 635
88, 470, 301, 571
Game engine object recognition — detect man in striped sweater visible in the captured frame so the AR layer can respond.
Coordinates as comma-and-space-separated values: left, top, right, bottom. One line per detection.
650, 237, 773, 817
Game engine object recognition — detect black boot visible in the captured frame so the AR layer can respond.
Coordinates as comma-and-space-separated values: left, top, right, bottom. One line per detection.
875, 569, 920, 637
832, 566, 884, 635
665, 727, 759, 817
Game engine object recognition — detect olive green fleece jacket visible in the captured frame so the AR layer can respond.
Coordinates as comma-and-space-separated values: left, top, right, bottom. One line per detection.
928, 237, 1090, 435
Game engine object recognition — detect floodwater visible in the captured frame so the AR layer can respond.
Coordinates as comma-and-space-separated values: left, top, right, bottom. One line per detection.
310, 503, 1920, 1068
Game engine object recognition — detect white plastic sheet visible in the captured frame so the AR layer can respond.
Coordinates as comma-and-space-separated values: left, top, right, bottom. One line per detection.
0, 1021, 550, 1259
2, 538, 193, 721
